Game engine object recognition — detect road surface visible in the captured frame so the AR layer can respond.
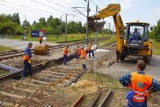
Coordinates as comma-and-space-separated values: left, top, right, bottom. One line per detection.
0, 38, 58, 50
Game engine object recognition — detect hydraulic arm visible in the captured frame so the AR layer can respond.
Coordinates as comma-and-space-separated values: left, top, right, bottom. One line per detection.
88, 4, 125, 61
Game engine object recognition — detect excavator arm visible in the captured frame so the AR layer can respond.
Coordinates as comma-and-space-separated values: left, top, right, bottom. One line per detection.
88, 3, 125, 62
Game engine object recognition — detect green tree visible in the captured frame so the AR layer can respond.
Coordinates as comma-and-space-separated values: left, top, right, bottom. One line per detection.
149, 20, 160, 42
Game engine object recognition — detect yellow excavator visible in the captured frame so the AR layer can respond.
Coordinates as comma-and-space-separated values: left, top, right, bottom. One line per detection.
88, 3, 153, 63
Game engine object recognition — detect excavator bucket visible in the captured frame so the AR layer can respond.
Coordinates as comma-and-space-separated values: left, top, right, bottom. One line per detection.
88, 19, 105, 32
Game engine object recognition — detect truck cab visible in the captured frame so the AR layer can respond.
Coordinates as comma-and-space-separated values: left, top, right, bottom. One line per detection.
124, 21, 152, 63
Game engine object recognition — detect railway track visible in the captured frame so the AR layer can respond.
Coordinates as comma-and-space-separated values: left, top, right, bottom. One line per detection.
0, 44, 65, 61
0, 36, 111, 61
0, 38, 116, 107
71, 88, 112, 107
0, 61, 83, 107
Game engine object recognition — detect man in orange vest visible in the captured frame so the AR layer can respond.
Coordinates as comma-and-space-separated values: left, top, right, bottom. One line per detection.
21, 42, 33, 78
119, 60, 160, 107
63, 45, 69, 65
75, 45, 81, 60
80, 47, 87, 72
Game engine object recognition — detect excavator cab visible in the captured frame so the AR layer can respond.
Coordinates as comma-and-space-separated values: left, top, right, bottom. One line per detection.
125, 22, 149, 48
124, 21, 152, 63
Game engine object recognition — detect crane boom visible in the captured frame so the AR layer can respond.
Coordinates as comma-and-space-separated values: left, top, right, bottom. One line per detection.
88, 3, 125, 61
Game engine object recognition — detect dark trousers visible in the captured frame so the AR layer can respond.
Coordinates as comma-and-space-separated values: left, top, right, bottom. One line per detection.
40, 40, 42, 44
82, 64, 86, 70
76, 53, 80, 60
22, 60, 32, 77
64, 54, 67, 65
128, 99, 147, 107
89, 50, 94, 58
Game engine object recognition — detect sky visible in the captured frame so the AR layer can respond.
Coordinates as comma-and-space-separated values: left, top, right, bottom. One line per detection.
0, 0, 160, 30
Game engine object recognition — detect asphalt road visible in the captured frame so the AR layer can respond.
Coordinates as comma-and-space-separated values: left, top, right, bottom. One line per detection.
98, 55, 160, 82
0, 38, 58, 50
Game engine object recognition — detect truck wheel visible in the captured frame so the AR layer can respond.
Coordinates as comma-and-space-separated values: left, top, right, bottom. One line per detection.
143, 56, 150, 64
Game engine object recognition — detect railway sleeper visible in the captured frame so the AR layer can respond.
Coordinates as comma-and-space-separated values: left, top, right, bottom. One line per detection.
35, 75, 58, 82
31, 79, 48, 85
0, 91, 26, 100
37, 73, 65, 79
44, 71, 67, 76
0, 101, 16, 107
14, 81, 41, 89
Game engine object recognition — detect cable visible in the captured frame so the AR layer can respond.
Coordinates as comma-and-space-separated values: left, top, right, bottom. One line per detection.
0, 3, 54, 16
98, 0, 105, 7
46, 0, 72, 12
90, 0, 101, 8
30, 0, 66, 13
0, 0, 61, 16
68, 15, 76, 22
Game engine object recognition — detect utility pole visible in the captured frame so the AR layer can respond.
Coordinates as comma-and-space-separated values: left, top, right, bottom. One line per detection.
95, 5, 98, 45
109, 22, 111, 34
94, 5, 98, 83
65, 14, 67, 42
86, 0, 90, 45
24, 16, 27, 37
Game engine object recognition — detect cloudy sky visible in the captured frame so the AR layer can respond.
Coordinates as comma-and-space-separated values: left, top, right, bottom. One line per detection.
0, 0, 160, 30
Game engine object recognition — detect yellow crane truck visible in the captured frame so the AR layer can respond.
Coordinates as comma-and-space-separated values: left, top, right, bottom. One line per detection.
88, 3, 153, 63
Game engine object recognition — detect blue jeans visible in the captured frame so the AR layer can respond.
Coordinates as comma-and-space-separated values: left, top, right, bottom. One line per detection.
64, 55, 67, 65
128, 99, 147, 107
89, 50, 94, 58
22, 60, 32, 77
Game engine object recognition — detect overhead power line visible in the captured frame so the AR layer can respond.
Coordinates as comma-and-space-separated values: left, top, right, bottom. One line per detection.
98, 0, 105, 7
46, 0, 71, 11
30, 0, 67, 14
0, 0, 61, 16
90, 0, 101, 8
0, 3, 50, 16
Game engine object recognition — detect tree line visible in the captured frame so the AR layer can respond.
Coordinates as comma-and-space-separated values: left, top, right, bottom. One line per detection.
149, 20, 160, 42
0, 13, 86, 36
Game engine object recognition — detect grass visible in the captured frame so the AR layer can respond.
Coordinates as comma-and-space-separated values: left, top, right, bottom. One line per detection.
98, 35, 116, 46
8, 33, 107, 43
150, 39, 160, 55
0, 70, 9, 76
0, 45, 13, 52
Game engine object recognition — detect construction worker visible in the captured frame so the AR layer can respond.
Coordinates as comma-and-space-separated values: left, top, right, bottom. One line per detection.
39, 36, 43, 44
21, 42, 33, 78
132, 28, 141, 41
63, 45, 69, 65
80, 47, 87, 72
119, 60, 160, 107
88, 42, 93, 58
75, 45, 81, 60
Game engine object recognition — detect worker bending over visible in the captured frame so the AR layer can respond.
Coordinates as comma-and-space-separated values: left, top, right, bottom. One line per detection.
80, 47, 87, 72
63, 45, 69, 65
22, 42, 33, 78
119, 60, 160, 107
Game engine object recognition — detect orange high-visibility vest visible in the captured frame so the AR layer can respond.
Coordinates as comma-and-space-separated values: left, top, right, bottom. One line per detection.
77, 48, 81, 55
63, 47, 68, 55
80, 49, 86, 59
129, 72, 152, 102
23, 55, 30, 60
